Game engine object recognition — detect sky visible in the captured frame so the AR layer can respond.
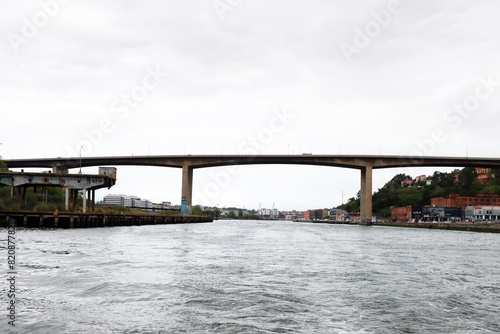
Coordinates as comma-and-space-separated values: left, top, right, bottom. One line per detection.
1, 0, 499, 211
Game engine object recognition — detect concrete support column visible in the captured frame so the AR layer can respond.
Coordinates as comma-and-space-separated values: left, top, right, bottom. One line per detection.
72, 190, 78, 211
181, 164, 193, 214
92, 189, 95, 212
360, 165, 373, 222
82, 189, 87, 213
65, 188, 69, 211
75, 190, 79, 211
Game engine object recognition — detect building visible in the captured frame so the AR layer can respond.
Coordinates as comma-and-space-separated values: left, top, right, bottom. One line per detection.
103, 194, 153, 211
423, 206, 461, 221
391, 205, 462, 222
401, 180, 413, 187
341, 212, 360, 222
431, 194, 500, 210
415, 175, 426, 182
329, 208, 347, 220
304, 209, 327, 220
464, 205, 500, 221
282, 210, 305, 221
258, 208, 279, 218
477, 174, 493, 185
453, 168, 493, 184
103, 194, 125, 206
475, 167, 492, 174
391, 206, 424, 222
391, 206, 412, 222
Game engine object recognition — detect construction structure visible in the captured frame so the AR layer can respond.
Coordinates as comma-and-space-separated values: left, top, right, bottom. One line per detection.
0, 167, 116, 212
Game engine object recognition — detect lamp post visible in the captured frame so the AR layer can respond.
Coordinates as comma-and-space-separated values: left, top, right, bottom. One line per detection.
79, 146, 83, 174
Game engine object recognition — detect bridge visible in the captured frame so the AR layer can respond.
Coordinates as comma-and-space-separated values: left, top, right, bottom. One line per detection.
6, 155, 500, 220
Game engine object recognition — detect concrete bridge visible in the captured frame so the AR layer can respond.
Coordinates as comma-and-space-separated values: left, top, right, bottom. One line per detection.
6, 155, 500, 220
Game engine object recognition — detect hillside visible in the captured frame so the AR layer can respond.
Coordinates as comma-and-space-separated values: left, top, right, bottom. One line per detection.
338, 168, 500, 216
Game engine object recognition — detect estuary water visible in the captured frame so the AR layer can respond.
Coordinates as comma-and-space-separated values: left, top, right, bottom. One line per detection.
1, 220, 500, 333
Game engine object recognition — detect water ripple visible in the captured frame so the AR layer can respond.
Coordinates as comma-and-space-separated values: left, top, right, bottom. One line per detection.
1, 221, 499, 333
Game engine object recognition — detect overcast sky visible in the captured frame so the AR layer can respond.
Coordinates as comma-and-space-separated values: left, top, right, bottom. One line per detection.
1, 0, 499, 211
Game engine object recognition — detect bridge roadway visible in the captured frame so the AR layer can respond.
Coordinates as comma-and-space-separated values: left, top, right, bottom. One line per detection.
6, 155, 500, 220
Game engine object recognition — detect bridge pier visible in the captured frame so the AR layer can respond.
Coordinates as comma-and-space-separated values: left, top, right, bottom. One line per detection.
181, 165, 193, 214
360, 165, 373, 221
82, 188, 87, 213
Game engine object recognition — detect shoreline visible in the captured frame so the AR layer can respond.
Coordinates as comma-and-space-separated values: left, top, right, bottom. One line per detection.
0, 210, 213, 229
303, 220, 500, 233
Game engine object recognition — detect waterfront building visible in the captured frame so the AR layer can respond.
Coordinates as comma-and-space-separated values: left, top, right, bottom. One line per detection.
342, 212, 360, 222
304, 210, 325, 220
431, 194, 500, 210
258, 208, 279, 218
464, 205, 500, 221
391, 206, 413, 222
282, 210, 305, 221
330, 208, 347, 220
391, 205, 460, 222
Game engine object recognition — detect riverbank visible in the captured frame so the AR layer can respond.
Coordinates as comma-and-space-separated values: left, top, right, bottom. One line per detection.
0, 210, 213, 229
303, 220, 500, 233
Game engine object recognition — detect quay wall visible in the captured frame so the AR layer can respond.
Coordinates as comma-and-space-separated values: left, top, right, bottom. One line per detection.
303, 220, 500, 233
0, 211, 212, 229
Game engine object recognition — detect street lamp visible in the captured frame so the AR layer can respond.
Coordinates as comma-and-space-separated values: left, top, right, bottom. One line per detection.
79, 146, 83, 174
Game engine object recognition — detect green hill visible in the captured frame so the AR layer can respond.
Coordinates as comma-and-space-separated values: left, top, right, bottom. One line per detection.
338, 168, 500, 216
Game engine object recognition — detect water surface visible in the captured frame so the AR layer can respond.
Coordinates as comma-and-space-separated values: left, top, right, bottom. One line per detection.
2, 220, 499, 333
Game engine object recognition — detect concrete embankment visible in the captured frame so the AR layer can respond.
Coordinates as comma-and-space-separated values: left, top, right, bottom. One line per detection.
303, 220, 500, 233
368, 221, 500, 233
0, 211, 212, 229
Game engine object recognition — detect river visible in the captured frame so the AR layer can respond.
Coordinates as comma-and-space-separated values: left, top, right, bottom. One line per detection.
1, 220, 499, 333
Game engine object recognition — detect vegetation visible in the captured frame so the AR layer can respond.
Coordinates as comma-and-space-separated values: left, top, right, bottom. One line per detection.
338, 168, 500, 217
192, 205, 203, 216
0, 185, 68, 212
0, 156, 8, 172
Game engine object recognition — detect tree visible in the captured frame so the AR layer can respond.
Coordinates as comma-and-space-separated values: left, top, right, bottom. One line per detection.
238, 209, 243, 217
458, 167, 477, 189
228, 211, 236, 218
192, 205, 203, 216
492, 169, 500, 185
432, 171, 455, 189
389, 173, 412, 185
0, 156, 7, 172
